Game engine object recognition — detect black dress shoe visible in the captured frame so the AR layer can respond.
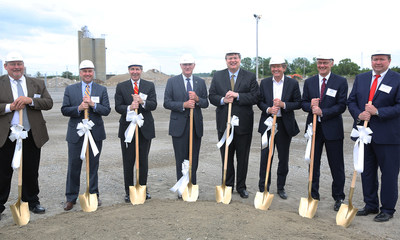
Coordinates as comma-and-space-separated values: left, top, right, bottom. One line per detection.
277, 190, 288, 200
146, 192, 151, 200
97, 197, 102, 206
29, 204, 45, 214
178, 194, 182, 200
334, 199, 344, 211
356, 207, 379, 216
64, 201, 76, 211
374, 212, 393, 222
238, 189, 249, 199
124, 194, 130, 203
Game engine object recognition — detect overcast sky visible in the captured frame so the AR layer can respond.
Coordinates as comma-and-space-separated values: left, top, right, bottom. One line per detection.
1, 0, 399, 76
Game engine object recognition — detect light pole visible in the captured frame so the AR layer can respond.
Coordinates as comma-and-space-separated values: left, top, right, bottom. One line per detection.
254, 14, 261, 82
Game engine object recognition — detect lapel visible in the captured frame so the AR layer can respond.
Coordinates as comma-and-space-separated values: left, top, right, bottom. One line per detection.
179, 75, 189, 99
373, 70, 391, 101
267, 78, 273, 102
223, 69, 232, 92
362, 72, 373, 104
1, 75, 14, 101
25, 76, 34, 97
192, 76, 198, 92
281, 77, 289, 102
234, 69, 244, 91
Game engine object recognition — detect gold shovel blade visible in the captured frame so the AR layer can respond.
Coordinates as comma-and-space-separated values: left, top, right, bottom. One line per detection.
129, 185, 146, 205
215, 185, 232, 204
182, 183, 199, 202
299, 196, 319, 218
254, 191, 274, 210
79, 192, 98, 212
10, 200, 30, 226
336, 204, 358, 228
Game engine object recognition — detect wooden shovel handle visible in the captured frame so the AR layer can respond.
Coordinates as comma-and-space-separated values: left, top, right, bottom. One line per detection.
135, 109, 139, 170
308, 114, 317, 182
18, 110, 23, 188
222, 103, 232, 183
84, 109, 90, 190
264, 115, 277, 189
189, 108, 193, 182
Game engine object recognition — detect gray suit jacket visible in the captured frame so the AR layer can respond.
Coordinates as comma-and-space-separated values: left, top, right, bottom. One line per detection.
61, 82, 111, 143
0, 75, 53, 148
163, 75, 209, 138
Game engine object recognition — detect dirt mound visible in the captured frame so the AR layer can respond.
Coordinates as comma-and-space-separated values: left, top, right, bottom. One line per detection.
105, 69, 171, 86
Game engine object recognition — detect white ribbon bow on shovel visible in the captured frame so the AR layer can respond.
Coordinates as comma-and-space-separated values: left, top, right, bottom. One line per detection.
124, 110, 144, 145
304, 122, 313, 164
261, 116, 278, 150
77, 119, 99, 161
170, 160, 189, 195
217, 115, 239, 149
350, 125, 373, 173
9, 124, 28, 170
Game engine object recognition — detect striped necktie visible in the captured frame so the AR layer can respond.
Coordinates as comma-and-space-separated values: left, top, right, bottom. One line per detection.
134, 81, 139, 95
85, 84, 90, 97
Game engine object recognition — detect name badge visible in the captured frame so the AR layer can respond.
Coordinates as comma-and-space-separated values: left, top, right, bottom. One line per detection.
91, 96, 100, 103
379, 84, 392, 94
326, 88, 337, 97
34, 94, 41, 98
139, 92, 148, 101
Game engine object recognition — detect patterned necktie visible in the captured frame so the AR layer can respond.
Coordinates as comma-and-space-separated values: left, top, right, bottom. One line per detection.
368, 74, 381, 101
134, 81, 139, 95
230, 74, 235, 91
17, 80, 30, 131
85, 84, 90, 97
186, 78, 192, 93
320, 78, 326, 101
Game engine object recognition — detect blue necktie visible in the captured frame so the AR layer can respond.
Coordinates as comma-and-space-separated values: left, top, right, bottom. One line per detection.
186, 78, 192, 93
17, 80, 30, 131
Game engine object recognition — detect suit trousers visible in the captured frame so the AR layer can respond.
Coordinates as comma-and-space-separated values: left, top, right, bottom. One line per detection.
311, 123, 345, 201
172, 118, 201, 185
120, 130, 151, 195
0, 130, 41, 212
362, 142, 400, 215
218, 130, 252, 192
258, 118, 291, 192
66, 138, 102, 202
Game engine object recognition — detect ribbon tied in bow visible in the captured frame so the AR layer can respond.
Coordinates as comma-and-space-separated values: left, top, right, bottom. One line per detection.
217, 115, 239, 149
304, 122, 313, 163
9, 124, 28, 170
350, 125, 372, 173
77, 119, 99, 161
261, 116, 278, 149
170, 160, 189, 195
124, 110, 144, 144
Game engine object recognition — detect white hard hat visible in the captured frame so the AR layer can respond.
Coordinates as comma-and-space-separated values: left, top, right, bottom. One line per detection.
226, 50, 240, 55
316, 54, 334, 61
269, 56, 286, 65
180, 54, 195, 64
79, 60, 95, 69
6, 52, 24, 62
128, 63, 143, 68
371, 50, 391, 57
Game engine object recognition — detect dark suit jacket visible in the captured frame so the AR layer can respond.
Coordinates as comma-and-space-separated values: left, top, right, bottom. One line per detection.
0, 75, 53, 148
302, 73, 348, 140
115, 79, 157, 141
257, 76, 301, 136
163, 75, 209, 138
61, 82, 111, 143
209, 68, 259, 134
348, 69, 400, 144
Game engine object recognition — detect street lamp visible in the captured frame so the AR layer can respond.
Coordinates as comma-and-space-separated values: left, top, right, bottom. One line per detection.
254, 14, 261, 82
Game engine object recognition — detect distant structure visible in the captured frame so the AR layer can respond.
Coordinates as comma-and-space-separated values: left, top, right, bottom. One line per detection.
78, 26, 106, 81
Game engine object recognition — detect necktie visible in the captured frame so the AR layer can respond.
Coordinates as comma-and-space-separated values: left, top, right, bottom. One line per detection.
186, 78, 192, 93
17, 80, 30, 131
85, 84, 90, 97
230, 74, 235, 91
134, 81, 139, 95
368, 74, 381, 101
320, 78, 326, 101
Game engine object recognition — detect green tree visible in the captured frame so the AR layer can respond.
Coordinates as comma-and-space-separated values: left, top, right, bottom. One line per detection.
36, 71, 42, 78
335, 58, 360, 76
62, 71, 74, 80
241, 57, 253, 71
391, 66, 400, 73
289, 57, 311, 77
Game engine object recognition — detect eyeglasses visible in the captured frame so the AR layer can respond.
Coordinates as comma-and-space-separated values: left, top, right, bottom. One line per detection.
317, 61, 331, 66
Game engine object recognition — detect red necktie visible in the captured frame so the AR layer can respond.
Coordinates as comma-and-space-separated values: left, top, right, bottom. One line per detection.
320, 78, 326, 101
134, 81, 139, 95
368, 74, 381, 101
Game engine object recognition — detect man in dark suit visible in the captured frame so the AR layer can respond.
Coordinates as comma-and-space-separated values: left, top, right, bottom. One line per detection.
209, 51, 259, 198
301, 55, 347, 211
61, 60, 111, 211
257, 57, 301, 199
164, 54, 209, 198
348, 51, 400, 222
115, 63, 157, 202
0, 52, 53, 217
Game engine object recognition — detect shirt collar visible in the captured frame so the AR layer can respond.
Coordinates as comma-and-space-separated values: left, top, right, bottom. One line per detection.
273, 75, 285, 84
131, 78, 141, 84
319, 72, 331, 82
9, 75, 26, 83
373, 69, 389, 79
182, 74, 192, 81
229, 69, 240, 78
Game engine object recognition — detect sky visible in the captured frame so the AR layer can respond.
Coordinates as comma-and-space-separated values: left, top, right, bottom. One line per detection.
1, 0, 399, 76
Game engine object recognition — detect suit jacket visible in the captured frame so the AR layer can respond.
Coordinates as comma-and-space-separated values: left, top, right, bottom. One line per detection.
115, 79, 157, 141
257, 76, 301, 136
348, 69, 400, 144
61, 82, 111, 143
301, 73, 348, 140
0, 75, 53, 148
209, 68, 259, 134
163, 75, 209, 138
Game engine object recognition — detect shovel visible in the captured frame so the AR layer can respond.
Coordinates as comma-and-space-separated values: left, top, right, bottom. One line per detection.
336, 105, 371, 227
254, 115, 277, 210
216, 103, 233, 204
10, 110, 30, 226
129, 109, 146, 205
182, 108, 199, 202
79, 109, 98, 212
299, 114, 319, 218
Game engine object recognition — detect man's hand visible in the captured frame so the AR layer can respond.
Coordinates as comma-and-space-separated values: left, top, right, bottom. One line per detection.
365, 103, 378, 115
83, 95, 95, 107
133, 94, 144, 105
358, 111, 371, 121
273, 98, 284, 108
11, 96, 32, 111
188, 91, 199, 102
268, 106, 280, 115
78, 101, 89, 111
311, 98, 320, 108
184, 99, 196, 109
